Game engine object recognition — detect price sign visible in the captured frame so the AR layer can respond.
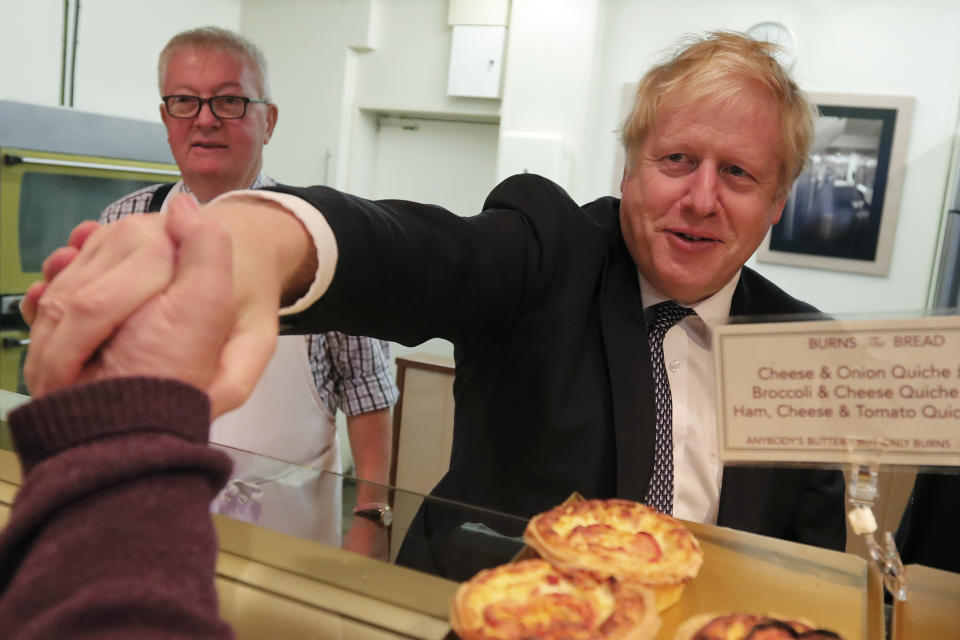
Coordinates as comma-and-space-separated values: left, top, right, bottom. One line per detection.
714, 315, 960, 466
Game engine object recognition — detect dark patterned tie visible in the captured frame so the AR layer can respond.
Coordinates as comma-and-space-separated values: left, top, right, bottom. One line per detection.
644, 301, 694, 515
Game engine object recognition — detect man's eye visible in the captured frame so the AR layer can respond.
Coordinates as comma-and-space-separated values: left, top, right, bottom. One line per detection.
666, 153, 685, 163
727, 165, 750, 178
219, 96, 242, 105
172, 96, 194, 105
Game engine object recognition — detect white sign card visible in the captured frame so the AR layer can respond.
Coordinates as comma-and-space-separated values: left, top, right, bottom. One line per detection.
714, 315, 960, 466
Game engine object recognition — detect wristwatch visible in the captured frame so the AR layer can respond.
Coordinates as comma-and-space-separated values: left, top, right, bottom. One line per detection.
352, 502, 393, 527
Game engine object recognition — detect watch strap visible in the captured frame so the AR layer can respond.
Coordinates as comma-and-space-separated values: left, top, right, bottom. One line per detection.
352, 502, 393, 527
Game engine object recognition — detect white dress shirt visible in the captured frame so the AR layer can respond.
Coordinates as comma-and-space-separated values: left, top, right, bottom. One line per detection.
638, 273, 740, 525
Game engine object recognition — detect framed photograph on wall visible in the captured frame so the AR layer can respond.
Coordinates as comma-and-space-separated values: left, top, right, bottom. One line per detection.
757, 92, 915, 276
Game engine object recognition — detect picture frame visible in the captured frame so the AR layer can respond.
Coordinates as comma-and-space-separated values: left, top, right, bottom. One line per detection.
757, 92, 915, 276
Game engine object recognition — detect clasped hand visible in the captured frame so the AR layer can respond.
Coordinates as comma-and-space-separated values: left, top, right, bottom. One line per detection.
21, 194, 280, 417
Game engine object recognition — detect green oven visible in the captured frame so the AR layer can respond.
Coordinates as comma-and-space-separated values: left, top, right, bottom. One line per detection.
0, 100, 179, 396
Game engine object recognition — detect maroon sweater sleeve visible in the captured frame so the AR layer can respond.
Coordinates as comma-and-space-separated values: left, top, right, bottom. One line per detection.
0, 377, 235, 639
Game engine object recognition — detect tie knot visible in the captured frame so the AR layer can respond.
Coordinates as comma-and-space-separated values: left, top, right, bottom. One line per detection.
649, 301, 694, 334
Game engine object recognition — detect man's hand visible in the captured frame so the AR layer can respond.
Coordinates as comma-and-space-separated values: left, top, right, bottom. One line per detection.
190, 196, 315, 415
24, 196, 236, 401
24, 211, 178, 396
20, 220, 102, 326
22, 193, 317, 416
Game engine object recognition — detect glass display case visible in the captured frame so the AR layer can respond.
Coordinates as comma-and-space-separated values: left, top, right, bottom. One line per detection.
1, 385, 958, 639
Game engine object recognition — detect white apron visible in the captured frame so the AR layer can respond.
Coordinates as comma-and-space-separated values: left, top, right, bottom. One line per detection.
209, 335, 342, 547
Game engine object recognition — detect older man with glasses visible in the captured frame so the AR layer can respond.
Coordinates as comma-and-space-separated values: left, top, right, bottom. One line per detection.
99, 26, 398, 560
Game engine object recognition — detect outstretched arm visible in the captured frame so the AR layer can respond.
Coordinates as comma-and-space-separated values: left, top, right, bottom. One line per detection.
2, 197, 242, 638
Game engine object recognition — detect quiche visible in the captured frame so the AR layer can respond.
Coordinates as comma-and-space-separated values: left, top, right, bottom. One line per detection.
524, 498, 703, 611
673, 612, 844, 640
450, 559, 660, 640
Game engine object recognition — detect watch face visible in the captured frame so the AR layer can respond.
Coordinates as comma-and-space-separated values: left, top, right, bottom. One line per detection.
355, 504, 393, 527
380, 507, 393, 527
747, 21, 797, 70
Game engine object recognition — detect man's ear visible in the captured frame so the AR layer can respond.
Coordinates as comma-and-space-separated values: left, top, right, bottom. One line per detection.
264, 104, 279, 143
159, 103, 174, 145
771, 196, 787, 226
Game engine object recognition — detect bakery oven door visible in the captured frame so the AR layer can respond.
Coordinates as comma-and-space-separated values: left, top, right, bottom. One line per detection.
0, 147, 179, 295
0, 149, 178, 395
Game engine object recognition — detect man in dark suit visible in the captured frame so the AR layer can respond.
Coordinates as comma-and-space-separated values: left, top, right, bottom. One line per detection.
26, 32, 845, 576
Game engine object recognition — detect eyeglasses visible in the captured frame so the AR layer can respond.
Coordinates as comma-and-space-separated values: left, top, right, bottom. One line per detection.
162, 95, 270, 119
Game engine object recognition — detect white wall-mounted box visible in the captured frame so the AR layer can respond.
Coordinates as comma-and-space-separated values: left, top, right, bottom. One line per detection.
447, 25, 506, 99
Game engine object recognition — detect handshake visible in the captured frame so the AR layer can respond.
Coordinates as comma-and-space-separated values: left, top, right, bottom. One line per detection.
22, 193, 313, 416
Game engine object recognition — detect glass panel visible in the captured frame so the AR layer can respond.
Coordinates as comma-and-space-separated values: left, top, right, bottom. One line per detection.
209, 442, 528, 585
17, 173, 158, 271
205, 442, 873, 638
0, 328, 29, 396
0, 419, 12, 452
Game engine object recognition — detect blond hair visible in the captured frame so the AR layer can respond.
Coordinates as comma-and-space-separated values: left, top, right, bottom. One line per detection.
158, 26, 271, 100
621, 31, 814, 199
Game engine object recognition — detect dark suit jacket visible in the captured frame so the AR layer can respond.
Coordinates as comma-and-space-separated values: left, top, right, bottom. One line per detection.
274, 174, 846, 572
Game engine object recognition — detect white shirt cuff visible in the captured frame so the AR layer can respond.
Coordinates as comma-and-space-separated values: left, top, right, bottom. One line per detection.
209, 189, 336, 315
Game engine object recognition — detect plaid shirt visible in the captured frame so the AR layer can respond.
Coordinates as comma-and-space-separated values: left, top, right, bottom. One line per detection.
99, 177, 398, 416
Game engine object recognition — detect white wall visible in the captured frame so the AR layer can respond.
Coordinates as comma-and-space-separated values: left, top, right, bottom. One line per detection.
497, 0, 602, 190
345, 0, 502, 198
241, 0, 375, 188
0, 0, 241, 120
244, 0, 502, 192
0, 0, 63, 106
73, 0, 241, 121
352, 0, 500, 121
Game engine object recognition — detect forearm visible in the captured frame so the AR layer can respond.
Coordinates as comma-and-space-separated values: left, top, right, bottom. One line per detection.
347, 408, 393, 504
342, 409, 393, 560
0, 378, 234, 639
200, 193, 328, 310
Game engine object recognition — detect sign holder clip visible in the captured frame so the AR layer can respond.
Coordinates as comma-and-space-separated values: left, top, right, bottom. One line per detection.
847, 456, 908, 602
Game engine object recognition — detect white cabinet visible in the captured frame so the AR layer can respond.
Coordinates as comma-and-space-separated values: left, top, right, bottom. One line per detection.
447, 25, 507, 99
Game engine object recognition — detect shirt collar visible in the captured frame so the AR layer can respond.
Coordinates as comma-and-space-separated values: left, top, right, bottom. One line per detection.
172, 171, 276, 203
637, 269, 740, 330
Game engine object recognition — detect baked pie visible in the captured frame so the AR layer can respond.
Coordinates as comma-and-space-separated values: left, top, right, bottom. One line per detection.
524, 498, 703, 611
450, 559, 660, 640
673, 612, 844, 640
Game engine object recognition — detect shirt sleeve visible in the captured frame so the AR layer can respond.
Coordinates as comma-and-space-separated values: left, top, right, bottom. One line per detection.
209, 190, 337, 316
307, 332, 399, 416
99, 184, 160, 224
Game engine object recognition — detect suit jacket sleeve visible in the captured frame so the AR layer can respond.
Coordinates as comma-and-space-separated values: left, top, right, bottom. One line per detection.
269, 175, 586, 347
